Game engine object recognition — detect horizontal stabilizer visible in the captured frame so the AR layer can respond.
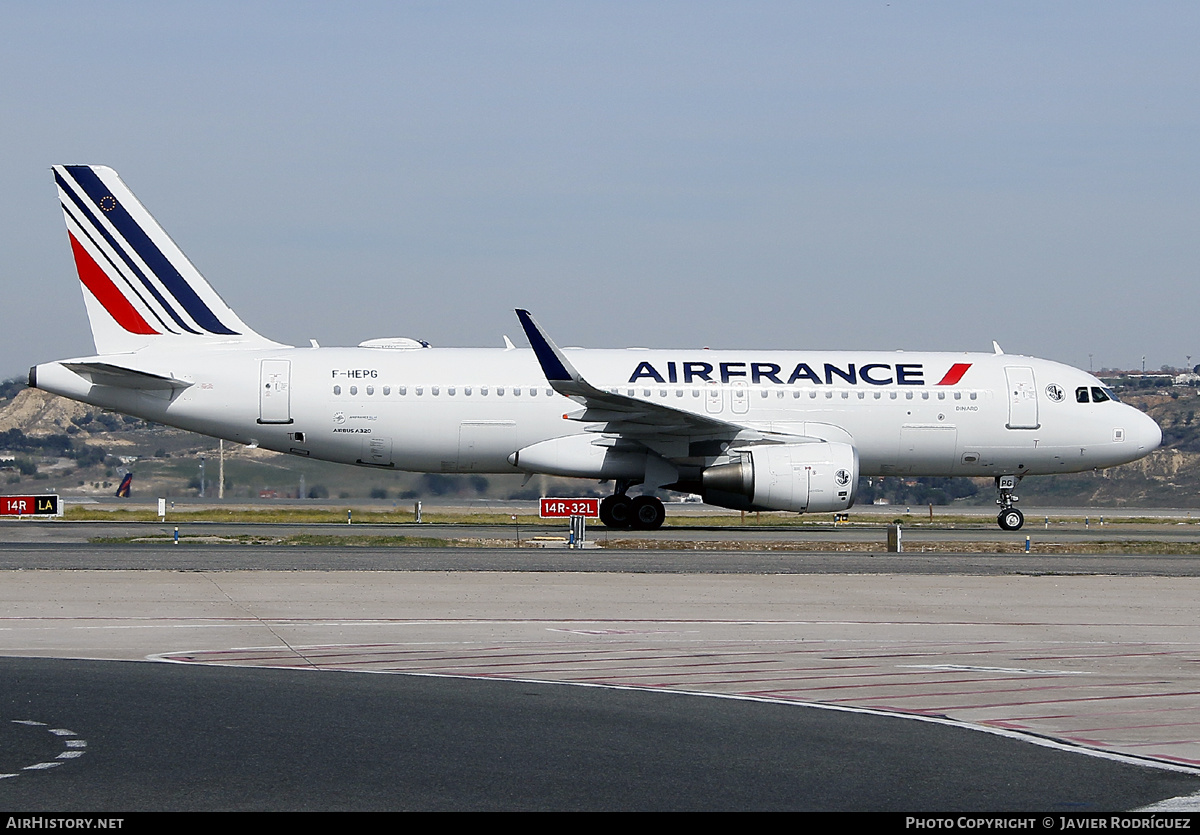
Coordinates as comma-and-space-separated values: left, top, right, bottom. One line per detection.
62, 361, 192, 391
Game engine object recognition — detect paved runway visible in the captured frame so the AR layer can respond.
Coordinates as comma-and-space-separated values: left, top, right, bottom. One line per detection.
2, 526, 1200, 810
2, 656, 1196, 812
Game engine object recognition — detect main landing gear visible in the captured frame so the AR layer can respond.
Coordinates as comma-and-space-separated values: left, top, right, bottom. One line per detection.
996, 475, 1024, 531
599, 484, 666, 530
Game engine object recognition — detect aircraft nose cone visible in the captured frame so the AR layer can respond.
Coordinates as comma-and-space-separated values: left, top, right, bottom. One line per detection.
1135, 411, 1162, 452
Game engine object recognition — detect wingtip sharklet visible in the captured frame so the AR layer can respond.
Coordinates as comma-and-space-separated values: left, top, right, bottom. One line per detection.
514, 309, 576, 383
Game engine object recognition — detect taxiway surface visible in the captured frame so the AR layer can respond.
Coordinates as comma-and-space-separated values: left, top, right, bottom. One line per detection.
1, 520, 1199, 811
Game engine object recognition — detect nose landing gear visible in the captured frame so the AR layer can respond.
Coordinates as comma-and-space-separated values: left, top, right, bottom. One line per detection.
996, 475, 1024, 531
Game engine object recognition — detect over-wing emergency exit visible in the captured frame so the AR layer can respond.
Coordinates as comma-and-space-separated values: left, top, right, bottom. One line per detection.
30, 166, 1163, 530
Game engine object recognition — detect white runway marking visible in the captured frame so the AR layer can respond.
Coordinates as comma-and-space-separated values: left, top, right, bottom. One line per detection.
1137, 788, 1200, 811
2, 720, 87, 780
900, 664, 1090, 675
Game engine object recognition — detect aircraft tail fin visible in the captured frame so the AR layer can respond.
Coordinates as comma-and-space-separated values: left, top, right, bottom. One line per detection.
53, 165, 281, 354
115, 472, 133, 498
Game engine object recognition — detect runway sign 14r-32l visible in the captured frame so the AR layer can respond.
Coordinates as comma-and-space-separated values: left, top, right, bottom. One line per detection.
540, 498, 600, 518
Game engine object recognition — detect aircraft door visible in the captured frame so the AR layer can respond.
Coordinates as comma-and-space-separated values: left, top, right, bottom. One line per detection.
705, 380, 724, 414
1004, 366, 1039, 429
731, 381, 749, 414
259, 359, 292, 424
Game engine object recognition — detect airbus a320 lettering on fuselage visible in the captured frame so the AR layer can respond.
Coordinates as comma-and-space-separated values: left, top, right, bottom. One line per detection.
30, 166, 1162, 530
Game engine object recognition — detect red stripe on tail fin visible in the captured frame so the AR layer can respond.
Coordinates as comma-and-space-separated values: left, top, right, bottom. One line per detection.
69, 233, 158, 335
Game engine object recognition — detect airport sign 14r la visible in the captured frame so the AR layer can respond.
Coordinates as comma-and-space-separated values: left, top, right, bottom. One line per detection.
0, 494, 60, 516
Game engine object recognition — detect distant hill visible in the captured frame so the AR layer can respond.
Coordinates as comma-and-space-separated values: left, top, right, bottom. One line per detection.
0, 386, 94, 436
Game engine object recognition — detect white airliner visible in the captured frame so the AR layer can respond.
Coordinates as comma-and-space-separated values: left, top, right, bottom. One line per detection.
29, 165, 1162, 531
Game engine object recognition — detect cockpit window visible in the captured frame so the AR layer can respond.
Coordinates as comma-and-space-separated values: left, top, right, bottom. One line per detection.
1076, 387, 1090, 403
1091, 387, 1109, 403
1102, 387, 1121, 402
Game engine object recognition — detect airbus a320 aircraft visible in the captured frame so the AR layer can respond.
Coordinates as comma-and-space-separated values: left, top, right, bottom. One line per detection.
30, 166, 1162, 531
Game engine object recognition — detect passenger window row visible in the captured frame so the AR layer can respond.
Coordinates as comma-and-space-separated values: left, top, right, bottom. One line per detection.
609, 387, 980, 401
332, 385, 556, 397
330, 382, 982, 403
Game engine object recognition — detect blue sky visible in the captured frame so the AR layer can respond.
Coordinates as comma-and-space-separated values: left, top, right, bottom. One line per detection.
2, 2, 1197, 375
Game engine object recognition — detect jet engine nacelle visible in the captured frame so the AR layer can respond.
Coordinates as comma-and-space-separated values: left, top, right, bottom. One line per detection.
701, 442, 859, 513
509, 434, 647, 480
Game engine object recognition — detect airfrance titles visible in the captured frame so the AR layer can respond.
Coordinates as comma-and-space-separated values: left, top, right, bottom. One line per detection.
628, 361, 973, 387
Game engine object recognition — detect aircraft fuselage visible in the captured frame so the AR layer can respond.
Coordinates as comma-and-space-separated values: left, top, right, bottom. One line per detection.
33, 345, 1161, 479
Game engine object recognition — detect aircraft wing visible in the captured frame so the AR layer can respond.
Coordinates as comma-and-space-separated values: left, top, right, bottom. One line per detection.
515, 310, 814, 457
